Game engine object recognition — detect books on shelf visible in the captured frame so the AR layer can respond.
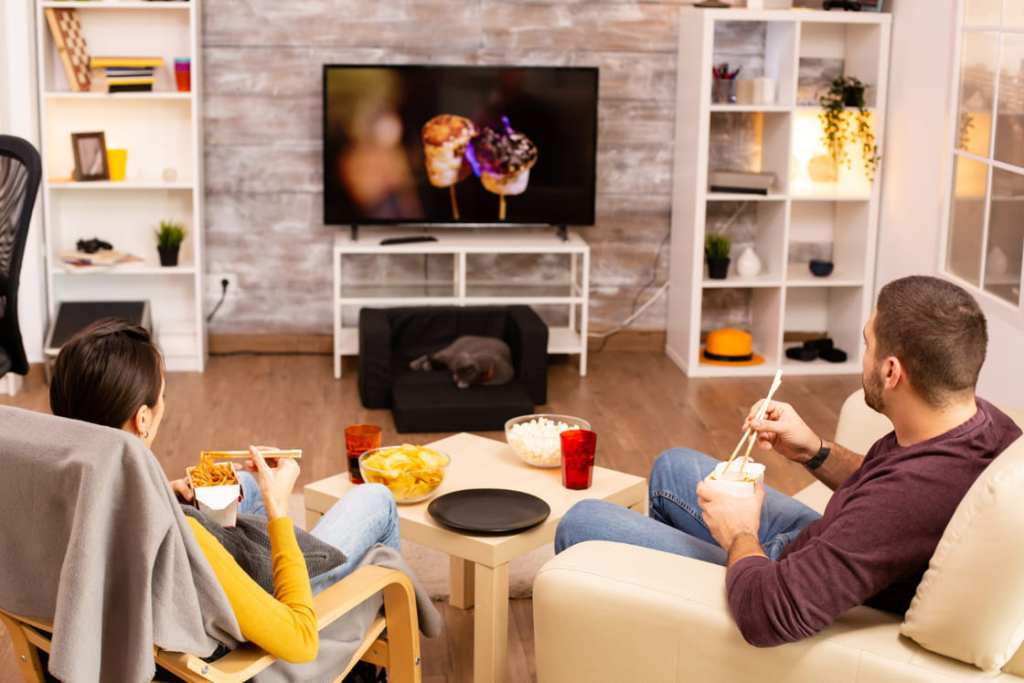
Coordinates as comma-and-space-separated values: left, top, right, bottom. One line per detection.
90, 57, 165, 69
59, 249, 144, 271
90, 57, 164, 93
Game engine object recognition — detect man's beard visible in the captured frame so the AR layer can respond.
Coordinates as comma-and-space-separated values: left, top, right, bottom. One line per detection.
863, 368, 885, 413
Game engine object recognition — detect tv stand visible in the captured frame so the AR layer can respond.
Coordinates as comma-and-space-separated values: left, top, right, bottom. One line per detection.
349, 223, 571, 242
332, 228, 590, 378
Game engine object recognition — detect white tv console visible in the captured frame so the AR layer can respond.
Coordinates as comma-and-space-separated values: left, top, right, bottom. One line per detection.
333, 229, 591, 379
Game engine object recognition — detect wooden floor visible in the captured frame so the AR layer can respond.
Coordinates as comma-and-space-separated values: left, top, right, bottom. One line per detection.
0, 352, 860, 683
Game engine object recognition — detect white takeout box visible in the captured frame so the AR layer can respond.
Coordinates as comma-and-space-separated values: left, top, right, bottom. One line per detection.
187, 466, 242, 527
703, 461, 766, 498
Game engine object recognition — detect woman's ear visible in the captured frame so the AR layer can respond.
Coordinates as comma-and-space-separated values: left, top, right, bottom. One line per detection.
126, 404, 152, 438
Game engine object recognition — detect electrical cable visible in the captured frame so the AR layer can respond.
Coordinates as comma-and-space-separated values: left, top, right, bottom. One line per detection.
588, 201, 749, 352
206, 278, 230, 323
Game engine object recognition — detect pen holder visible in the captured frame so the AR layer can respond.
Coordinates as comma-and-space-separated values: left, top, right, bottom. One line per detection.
712, 78, 737, 104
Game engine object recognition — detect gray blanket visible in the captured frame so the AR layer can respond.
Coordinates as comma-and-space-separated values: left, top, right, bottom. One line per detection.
0, 406, 442, 682
0, 406, 242, 682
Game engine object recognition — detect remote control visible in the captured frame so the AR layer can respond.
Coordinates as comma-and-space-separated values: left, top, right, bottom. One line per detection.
379, 236, 439, 246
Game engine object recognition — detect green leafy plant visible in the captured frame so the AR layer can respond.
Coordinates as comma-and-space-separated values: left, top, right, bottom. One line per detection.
705, 232, 731, 261
818, 76, 880, 182
156, 220, 186, 249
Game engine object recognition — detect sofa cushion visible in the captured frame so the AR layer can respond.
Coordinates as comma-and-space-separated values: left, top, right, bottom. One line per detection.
391, 370, 533, 433
901, 433, 1024, 672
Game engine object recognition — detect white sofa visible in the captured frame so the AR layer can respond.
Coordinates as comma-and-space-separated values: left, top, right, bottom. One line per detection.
534, 391, 1024, 682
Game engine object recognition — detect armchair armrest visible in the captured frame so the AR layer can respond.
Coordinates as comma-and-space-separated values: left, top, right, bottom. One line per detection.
157, 565, 421, 683
534, 541, 991, 683
358, 308, 394, 409
506, 305, 548, 405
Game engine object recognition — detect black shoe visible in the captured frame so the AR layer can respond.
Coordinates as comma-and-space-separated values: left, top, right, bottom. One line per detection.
804, 338, 834, 353
820, 348, 849, 363
786, 346, 817, 362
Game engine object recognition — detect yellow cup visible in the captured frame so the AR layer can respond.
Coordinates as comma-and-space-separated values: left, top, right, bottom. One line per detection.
107, 149, 127, 181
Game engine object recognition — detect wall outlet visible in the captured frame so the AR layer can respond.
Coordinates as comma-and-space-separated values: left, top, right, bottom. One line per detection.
206, 273, 238, 300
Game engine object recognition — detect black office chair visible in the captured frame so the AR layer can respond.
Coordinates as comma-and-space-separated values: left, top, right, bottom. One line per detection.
0, 135, 41, 378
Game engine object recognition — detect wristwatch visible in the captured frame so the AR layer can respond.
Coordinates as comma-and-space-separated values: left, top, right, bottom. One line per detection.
805, 440, 831, 471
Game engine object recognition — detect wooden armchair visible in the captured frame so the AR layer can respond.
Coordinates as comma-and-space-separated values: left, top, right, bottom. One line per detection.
0, 564, 422, 683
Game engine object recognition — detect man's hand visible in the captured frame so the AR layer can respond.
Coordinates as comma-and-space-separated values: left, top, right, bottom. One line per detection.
696, 479, 765, 552
744, 400, 821, 464
244, 446, 301, 520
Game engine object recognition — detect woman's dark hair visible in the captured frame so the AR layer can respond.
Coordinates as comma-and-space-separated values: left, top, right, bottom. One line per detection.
50, 318, 164, 428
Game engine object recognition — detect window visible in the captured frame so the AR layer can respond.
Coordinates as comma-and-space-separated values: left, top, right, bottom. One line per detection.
945, 0, 1024, 308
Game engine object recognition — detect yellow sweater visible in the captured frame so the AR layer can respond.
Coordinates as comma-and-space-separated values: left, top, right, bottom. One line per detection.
186, 516, 319, 663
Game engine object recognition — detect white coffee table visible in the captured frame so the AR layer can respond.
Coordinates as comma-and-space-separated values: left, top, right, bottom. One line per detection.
304, 432, 647, 683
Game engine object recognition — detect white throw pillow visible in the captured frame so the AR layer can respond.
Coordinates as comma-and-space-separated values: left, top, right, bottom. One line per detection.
901, 435, 1024, 672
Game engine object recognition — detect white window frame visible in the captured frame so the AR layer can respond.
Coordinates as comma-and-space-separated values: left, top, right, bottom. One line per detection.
940, 0, 1024, 328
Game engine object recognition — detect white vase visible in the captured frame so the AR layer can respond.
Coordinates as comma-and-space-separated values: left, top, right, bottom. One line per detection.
736, 246, 763, 277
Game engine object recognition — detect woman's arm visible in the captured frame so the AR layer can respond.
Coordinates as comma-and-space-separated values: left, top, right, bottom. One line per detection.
187, 517, 318, 663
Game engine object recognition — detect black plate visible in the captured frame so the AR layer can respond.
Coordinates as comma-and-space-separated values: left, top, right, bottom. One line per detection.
427, 489, 551, 535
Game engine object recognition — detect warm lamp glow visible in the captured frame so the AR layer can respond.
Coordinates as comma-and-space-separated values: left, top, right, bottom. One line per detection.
791, 109, 875, 197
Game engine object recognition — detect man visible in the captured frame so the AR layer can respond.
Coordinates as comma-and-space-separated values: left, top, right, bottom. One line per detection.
555, 276, 1021, 645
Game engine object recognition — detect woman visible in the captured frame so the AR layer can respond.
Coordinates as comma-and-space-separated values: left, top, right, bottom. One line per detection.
48, 319, 401, 663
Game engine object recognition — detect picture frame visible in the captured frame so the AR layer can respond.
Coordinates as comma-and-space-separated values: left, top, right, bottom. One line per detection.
71, 131, 109, 181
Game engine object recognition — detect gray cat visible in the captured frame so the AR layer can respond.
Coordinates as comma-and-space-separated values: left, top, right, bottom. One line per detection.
410, 336, 515, 389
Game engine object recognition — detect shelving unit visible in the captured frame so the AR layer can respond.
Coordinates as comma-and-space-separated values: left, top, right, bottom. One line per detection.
34, 0, 205, 371
333, 230, 590, 379
666, 8, 891, 378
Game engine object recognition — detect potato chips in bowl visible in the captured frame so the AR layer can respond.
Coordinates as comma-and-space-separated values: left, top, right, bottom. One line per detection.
359, 444, 450, 504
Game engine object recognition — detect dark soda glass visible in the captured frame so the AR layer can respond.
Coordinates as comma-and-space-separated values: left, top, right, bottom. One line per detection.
560, 429, 597, 490
344, 424, 381, 484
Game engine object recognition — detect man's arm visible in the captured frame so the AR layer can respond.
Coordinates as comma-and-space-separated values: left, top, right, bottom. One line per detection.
728, 532, 767, 565
745, 400, 865, 491
801, 440, 863, 491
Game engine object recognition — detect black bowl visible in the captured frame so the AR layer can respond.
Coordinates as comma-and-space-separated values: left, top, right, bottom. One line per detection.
809, 260, 834, 277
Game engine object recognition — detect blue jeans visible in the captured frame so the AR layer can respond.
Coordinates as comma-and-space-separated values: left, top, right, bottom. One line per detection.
555, 448, 821, 564
238, 472, 401, 594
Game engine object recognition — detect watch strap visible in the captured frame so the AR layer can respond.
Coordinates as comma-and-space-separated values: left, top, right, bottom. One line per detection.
805, 442, 831, 471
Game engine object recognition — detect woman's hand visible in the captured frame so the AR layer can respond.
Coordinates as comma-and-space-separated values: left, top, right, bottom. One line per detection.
245, 446, 301, 520
170, 477, 193, 503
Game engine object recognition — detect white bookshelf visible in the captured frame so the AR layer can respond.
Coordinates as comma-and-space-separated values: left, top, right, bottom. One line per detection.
35, 0, 205, 371
333, 230, 590, 379
666, 8, 891, 378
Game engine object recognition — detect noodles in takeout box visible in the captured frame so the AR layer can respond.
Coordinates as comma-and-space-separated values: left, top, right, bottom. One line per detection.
186, 452, 243, 527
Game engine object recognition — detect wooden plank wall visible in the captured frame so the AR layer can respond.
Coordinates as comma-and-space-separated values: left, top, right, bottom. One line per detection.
201, 0, 773, 335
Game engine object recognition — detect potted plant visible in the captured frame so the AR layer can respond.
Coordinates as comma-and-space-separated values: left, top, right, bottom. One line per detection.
156, 220, 186, 267
705, 232, 731, 280
818, 76, 880, 181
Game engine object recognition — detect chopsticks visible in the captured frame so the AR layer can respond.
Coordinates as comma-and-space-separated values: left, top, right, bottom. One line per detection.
724, 369, 783, 473
202, 449, 303, 460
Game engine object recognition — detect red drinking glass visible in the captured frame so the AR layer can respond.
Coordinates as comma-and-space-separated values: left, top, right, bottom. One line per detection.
560, 429, 597, 490
344, 424, 381, 484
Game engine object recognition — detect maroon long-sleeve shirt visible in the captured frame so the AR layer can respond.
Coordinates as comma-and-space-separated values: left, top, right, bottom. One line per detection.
726, 399, 1021, 647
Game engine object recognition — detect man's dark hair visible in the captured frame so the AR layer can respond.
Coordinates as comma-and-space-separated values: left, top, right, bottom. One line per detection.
50, 318, 163, 429
874, 276, 987, 406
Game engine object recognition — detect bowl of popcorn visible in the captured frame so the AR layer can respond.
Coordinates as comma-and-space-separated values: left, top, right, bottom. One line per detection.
359, 444, 450, 504
505, 414, 592, 468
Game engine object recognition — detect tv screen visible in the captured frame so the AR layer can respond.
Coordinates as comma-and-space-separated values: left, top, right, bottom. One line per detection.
323, 65, 598, 226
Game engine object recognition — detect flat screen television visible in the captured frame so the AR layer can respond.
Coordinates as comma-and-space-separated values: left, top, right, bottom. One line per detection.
323, 65, 598, 227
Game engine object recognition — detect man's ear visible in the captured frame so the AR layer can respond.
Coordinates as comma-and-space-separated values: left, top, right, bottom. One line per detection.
884, 356, 903, 390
